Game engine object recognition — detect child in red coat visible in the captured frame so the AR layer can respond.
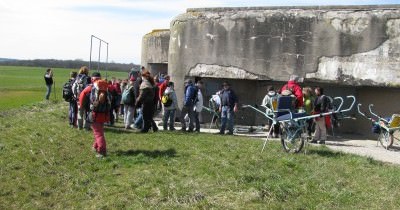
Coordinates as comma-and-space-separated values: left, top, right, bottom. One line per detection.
79, 72, 110, 158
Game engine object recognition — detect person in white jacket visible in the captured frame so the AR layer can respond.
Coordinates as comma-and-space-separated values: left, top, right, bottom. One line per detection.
194, 81, 204, 132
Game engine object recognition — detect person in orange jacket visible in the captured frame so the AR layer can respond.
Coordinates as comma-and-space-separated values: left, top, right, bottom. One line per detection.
79, 72, 110, 158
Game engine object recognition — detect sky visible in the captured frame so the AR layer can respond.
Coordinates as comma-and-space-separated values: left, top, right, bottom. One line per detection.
1, 0, 399, 64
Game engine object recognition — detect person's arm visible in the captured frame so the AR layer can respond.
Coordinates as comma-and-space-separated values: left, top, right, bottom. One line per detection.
294, 86, 304, 107
79, 86, 91, 107
232, 90, 239, 112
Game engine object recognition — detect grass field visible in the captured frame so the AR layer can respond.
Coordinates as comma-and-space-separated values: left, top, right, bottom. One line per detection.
0, 66, 129, 111
1, 102, 400, 209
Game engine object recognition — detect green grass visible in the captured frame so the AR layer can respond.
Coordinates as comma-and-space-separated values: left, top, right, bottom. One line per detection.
1, 102, 400, 209
0, 66, 128, 111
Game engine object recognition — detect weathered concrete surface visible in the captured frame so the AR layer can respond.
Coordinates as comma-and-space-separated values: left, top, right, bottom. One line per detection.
165, 5, 400, 135
141, 29, 170, 75
169, 5, 400, 86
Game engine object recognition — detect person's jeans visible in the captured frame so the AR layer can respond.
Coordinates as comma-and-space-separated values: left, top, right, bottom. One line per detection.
220, 106, 234, 134
134, 108, 143, 129
124, 105, 135, 128
180, 105, 195, 131
194, 111, 200, 132
163, 109, 176, 130
45, 84, 52, 100
77, 106, 90, 130
69, 101, 78, 126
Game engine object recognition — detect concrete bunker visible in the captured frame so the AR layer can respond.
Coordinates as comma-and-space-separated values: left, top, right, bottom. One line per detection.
141, 29, 170, 77
143, 5, 400, 137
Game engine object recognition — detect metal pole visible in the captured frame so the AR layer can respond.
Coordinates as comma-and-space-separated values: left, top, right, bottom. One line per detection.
89, 35, 109, 74
89, 35, 93, 70
97, 41, 101, 72
106, 43, 109, 80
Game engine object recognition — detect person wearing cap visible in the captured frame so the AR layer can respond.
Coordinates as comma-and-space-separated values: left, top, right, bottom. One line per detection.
159, 75, 170, 100
79, 72, 109, 158
219, 81, 239, 135
280, 74, 304, 109
180, 79, 197, 132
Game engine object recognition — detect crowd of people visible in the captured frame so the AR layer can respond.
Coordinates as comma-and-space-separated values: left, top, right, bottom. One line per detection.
53, 66, 332, 158
58, 66, 239, 158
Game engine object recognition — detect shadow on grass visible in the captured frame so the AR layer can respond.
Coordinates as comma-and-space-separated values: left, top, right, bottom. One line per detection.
307, 148, 344, 158
104, 126, 136, 134
115, 148, 177, 158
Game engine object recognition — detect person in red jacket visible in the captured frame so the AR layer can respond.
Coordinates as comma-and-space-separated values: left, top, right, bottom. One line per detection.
79, 72, 109, 158
158, 75, 170, 100
280, 75, 304, 109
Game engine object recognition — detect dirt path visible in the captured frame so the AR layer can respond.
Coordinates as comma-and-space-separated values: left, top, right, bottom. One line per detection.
324, 136, 400, 165
173, 123, 400, 165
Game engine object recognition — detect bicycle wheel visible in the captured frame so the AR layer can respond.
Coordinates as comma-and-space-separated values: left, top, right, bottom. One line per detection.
280, 123, 305, 153
378, 130, 394, 149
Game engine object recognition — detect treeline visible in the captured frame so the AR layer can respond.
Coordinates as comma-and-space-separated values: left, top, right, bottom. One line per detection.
0, 59, 140, 72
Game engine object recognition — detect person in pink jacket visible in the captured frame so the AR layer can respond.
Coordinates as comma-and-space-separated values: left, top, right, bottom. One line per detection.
79, 72, 110, 158
280, 75, 304, 109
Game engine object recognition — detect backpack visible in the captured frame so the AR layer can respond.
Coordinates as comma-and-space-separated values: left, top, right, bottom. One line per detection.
161, 94, 173, 107
90, 80, 111, 113
62, 80, 74, 102
72, 74, 89, 99
122, 87, 134, 105
281, 84, 295, 96
269, 94, 279, 111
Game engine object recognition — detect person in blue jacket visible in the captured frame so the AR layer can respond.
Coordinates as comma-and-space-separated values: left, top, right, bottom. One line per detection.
180, 79, 198, 132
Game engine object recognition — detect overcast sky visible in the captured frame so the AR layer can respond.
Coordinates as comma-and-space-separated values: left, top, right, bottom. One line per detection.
0, 0, 399, 64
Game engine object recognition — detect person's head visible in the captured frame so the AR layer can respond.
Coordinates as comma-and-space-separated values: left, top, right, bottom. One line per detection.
79, 66, 89, 75
142, 70, 151, 80
222, 81, 230, 90
267, 85, 275, 92
184, 79, 193, 87
129, 76, 135, 85
46, 68, 52, 73
289, 74, 304, 83
164, 75, 170, 82
91, 72, 101, 82
314, 86, 323, 96
302, 86, 313, 97
196, 80, 204, 89
70, 71, 77, 79
154, 75, 160, 83
141, 66, 145, 71
167, 81, 174, 89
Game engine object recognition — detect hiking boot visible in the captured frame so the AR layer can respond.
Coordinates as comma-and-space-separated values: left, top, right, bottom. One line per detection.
310, 140, 318, 144
318, 140, 326, 144
169, 127, 176, 131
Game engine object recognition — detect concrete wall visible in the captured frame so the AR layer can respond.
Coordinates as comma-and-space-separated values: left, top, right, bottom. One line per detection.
165, 5, 400, 137
141, 29, 170, 75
